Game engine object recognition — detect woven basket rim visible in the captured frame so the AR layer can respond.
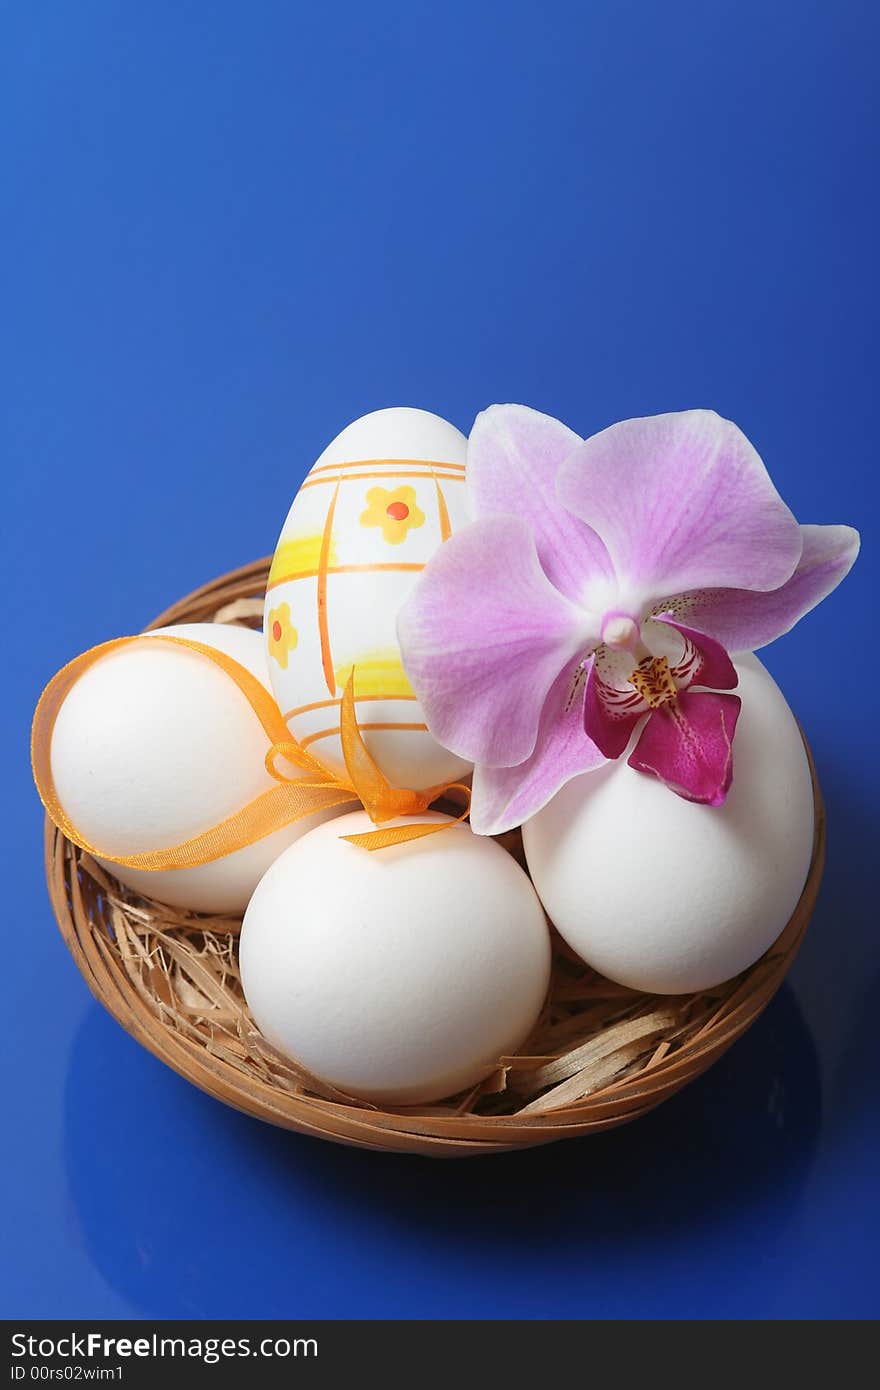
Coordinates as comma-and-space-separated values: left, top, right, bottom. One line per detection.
44, 558, 826, 1157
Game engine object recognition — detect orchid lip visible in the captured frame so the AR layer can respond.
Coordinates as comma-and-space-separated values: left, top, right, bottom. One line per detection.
629, 654, 678, 708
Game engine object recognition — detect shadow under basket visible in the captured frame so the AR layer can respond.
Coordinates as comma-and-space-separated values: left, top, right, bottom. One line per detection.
44, 558, 826, 1158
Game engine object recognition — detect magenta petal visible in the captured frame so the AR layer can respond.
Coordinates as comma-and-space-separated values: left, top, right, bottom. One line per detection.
470, 663, 607, 835
397, 515, 592, 768
628, 691, 742, 805
468, 404, 615, 602
664, 524, 861, 653
651, 614, 738, 690
583, 655, 645, 759
557, 411, 802, 609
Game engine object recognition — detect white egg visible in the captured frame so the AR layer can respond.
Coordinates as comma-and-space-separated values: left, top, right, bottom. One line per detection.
49, 623, 348, 914
239, 810, 551, 1104
522, 656, 815, 994
264, 407, 472, 790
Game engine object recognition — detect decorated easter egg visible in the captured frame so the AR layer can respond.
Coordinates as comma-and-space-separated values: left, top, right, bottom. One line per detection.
240, 810, 552, 1104
49, 623, 349, 914
264, 408, 472, 790
522, 655, 815, 994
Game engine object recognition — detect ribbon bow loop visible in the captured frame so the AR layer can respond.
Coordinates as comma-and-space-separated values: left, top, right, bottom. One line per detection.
32, 634, 470, 869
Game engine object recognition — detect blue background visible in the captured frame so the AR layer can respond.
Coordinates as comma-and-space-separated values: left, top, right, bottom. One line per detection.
3, 0, 877, 1320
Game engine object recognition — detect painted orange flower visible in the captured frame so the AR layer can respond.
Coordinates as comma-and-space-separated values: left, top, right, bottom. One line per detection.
267, 602, 298, 669
359, 485, 425, 545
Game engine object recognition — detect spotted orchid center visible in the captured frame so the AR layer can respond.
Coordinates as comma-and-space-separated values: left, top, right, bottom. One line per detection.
629, 654, 678, 709
601, 613, 640, 650
386, 500, 410, 521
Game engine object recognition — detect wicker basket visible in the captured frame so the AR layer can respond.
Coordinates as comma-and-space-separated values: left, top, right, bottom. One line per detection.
44, 558, 825, 1157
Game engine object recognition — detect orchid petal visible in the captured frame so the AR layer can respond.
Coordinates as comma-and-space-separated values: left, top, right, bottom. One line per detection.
397, 515, 592, 768
470, 662, 607, 835
557, 410, 802, 611
628, 691, 742, 806
649, 614, 738, 690
468, 404, 615, 605
660, 524, 861, 654
583, 653, 646, 759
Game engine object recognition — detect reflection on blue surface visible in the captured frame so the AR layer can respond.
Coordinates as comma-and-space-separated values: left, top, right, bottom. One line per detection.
64, 987, 820, 1319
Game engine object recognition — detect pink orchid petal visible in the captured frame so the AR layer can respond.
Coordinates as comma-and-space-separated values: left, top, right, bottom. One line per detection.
556, 411, 803, 611
628, 690, 742, 806
650, 614, 738, 690
660, 524, 860, 653
470, 663, 607, 835
583, 653, 646, 759
397, 515, 592, 768
468, 404, 615, 604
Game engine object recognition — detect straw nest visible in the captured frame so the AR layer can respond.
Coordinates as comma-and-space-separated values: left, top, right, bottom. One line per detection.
44, 558, 825, 1157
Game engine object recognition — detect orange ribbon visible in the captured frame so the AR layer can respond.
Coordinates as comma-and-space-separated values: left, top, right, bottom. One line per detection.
334, 678, 470, 849
31, 634, 470, 868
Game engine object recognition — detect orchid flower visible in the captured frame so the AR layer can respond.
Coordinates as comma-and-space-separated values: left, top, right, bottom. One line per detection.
397, 406, 859, 834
